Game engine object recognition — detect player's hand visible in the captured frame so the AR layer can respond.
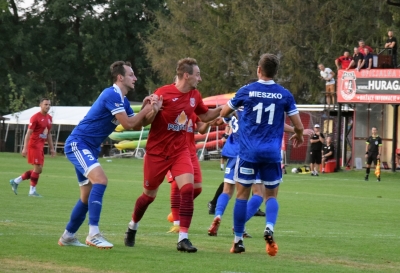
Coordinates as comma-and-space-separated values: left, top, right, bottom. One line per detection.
290, 134, 304, 148
21, 148, 27, 157
303, 129, 314, 136
50, 149, 56, 157
151, 95, 163, 112
209, 117, 224, 126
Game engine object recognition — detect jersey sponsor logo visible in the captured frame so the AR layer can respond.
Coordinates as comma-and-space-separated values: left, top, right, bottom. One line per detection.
172, 98, 178, 101
190, 98, 195, 107
39, 127, 49, 139
225, 168, 230, 174
375, 141, 378, 145
187, 119, 193, 133
111, 117, 120, 125
249, 91, 282, 99
240, 167, 254, 175
167, 111, 188, 131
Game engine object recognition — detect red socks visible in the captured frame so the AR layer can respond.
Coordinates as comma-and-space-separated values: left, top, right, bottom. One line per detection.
193, 188, 202, 199
179, 183, 194, 233
21, 170, 32, 180
170, 181, 180, 222
30, 171, 39, 187
132, 193, 155, 223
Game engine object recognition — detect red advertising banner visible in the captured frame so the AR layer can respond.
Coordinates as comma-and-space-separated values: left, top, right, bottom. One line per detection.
336, 69, 400, 104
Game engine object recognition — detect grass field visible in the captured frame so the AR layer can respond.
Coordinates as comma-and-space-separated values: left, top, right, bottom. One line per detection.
1, 152, 400, 273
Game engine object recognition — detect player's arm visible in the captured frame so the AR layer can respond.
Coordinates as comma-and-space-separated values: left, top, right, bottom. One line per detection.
284, 124, 313, 136
21, 129, 33, 156
46, 131, 56, 157
141, 95, 163, 128
196, 121, 211, 135
115, 104, 153, 130
220, 104, 234, 118
198, 106, 223, 122
288, 114, 304, 148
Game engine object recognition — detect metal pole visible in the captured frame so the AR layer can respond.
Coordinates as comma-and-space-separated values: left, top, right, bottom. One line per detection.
391, 105, 398, 172
335, 103, 342, 171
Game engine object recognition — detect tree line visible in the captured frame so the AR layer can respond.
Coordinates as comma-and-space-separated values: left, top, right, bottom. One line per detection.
1, 0, 399, 115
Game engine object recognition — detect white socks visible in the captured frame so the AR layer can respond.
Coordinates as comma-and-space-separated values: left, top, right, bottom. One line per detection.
29, 186, 36, 194
178, 232, 188, 242
14, 176, 23, 184
128, 220, 139, 230
89, 225, 100, 237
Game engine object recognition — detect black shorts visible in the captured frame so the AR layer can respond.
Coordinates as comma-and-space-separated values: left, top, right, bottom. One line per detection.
310, 150, 322, 164
367, 152, 378, 165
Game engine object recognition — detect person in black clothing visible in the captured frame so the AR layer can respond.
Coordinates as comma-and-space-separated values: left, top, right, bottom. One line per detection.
362, 48, 374, 70
385, 30, 397, 68
347, 47, 364, 71
365, 127, 382, 181
321, 136, 335, 173
309, 124, 325, 176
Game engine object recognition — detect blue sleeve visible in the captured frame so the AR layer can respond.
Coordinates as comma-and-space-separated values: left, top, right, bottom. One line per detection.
285, 92, 299, 117
124, 97, 134, 117
104, 88, 126, 116
228, 87, 247, 110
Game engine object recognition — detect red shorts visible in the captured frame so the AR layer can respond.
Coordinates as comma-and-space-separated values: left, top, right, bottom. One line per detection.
144, 150, 193, 190
191, 153, 202, 183
27, 148, 44, 166
165, 154, 202, 184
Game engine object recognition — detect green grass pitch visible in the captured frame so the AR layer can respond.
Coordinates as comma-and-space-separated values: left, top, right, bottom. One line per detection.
1, 152, 400, 273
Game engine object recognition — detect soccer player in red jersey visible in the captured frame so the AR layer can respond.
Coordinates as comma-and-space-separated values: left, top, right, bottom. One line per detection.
124, 58, 222, 252
167, 113, 211, 233
9, 98, 56, 197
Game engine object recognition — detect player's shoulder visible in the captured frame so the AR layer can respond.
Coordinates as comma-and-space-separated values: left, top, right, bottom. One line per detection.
155, 84, 175, 94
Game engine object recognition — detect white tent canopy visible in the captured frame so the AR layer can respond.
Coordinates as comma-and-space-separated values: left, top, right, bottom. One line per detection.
3, 106, 90, 152
3, 106, 90, 125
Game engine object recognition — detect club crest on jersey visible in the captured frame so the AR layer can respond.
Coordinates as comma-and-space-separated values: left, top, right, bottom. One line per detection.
167, 111, 187, 131
190, 98, 195, 107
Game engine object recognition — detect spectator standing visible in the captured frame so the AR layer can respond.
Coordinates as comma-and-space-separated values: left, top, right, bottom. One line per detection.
385, 30, 397, 68
309, 124, 325, 176
335, 51, 353, 70
318, 64, 336, 108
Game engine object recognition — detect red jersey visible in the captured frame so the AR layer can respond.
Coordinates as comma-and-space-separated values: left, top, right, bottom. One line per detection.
358, 45, 373, 56
336, 56, 353, 69
186, 113, 200, 155
146, 84, 208, 157
28, 112, 53, 149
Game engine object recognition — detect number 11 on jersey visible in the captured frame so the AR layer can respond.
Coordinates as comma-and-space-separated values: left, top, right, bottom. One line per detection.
253, 102, 275, 124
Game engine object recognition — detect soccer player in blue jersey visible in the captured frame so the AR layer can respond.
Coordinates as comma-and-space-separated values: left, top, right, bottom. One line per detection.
208, 112, 308, 237
58, 61, 162, 249
221, 54, 304, 255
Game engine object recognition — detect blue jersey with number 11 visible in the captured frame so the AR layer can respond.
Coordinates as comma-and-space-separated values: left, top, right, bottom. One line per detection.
228, 80, 298, 163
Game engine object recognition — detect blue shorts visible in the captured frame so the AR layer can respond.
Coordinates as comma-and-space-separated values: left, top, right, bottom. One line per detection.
224, 157, 261, 185
234, 157, 282, 189
65, 139, 101, 186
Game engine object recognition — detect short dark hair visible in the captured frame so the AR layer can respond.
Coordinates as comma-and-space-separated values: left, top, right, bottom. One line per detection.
176, 58, 198, 79
258, 54, 279, 78
40, 98, 50, 103
110, 61, 132, 82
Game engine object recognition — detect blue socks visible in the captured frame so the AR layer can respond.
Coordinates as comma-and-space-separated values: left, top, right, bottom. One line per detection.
88, 184, 107, 226
233, 199, 247, 237
265, 197, 279, 229
66, 199, 88, 233
215, 193, 230, 217
246, 195, 263, 222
